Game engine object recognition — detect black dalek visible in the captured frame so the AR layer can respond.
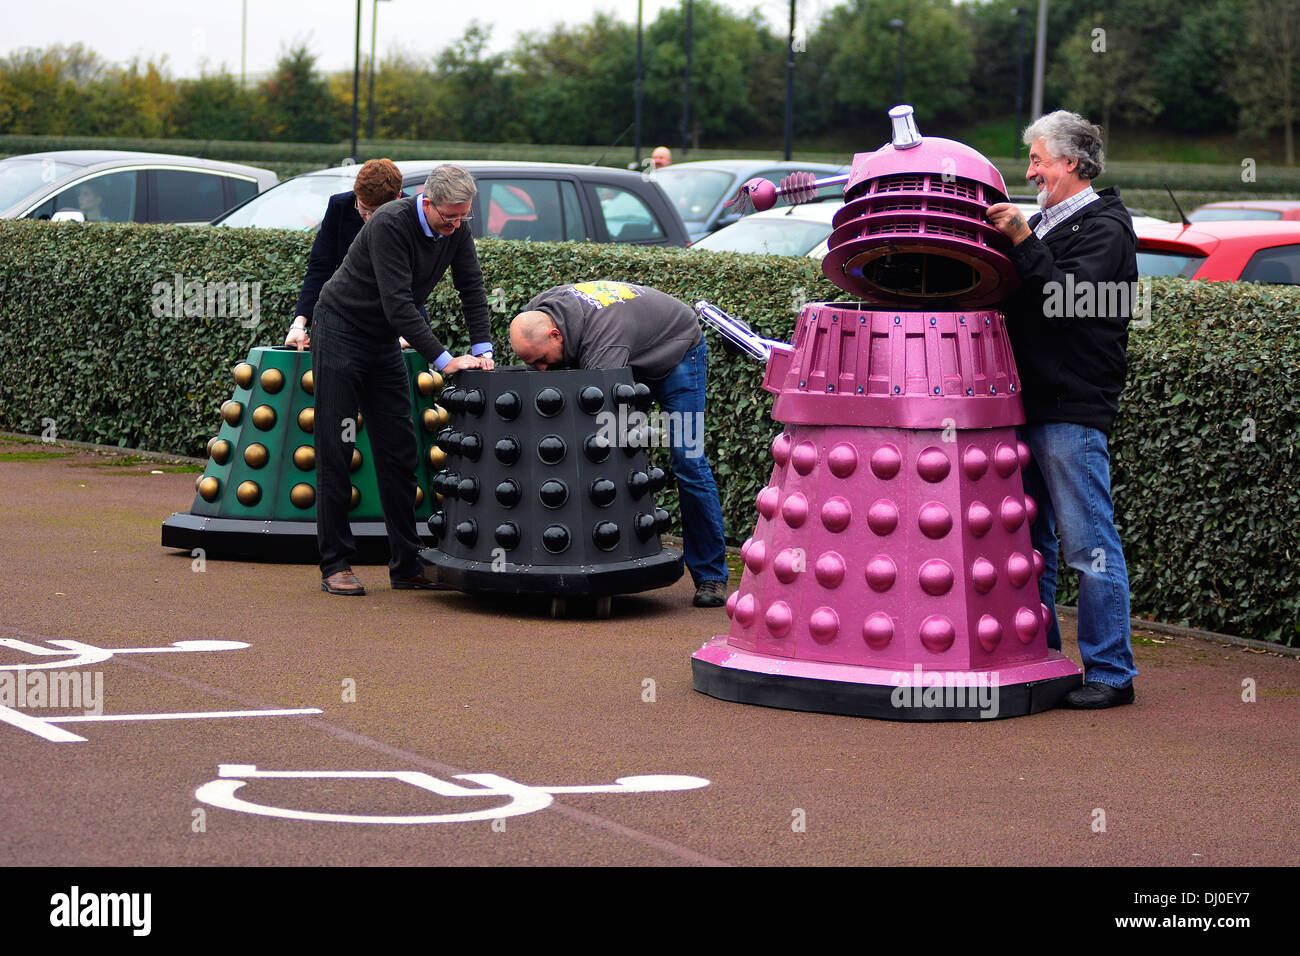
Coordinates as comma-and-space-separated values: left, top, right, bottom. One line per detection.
420, 367, 684, 617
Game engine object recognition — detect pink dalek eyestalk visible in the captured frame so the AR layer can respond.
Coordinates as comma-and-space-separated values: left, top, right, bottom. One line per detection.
691, 105, 1083, 719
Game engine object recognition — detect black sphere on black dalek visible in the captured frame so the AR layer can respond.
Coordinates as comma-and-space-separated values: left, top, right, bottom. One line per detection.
420, 367, 684, 617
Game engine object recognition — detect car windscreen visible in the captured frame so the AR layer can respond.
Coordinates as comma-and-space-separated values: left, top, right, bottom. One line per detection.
1188, 208, 1283, 222
693, 216, 832, 257
655, 168, 734, 224
215, 174, 353, 229
0, 157, 83, 211
1136, 249, 1207, 278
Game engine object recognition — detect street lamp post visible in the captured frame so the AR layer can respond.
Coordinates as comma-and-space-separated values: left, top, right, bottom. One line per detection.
888, 19, 904, 104
1014, 7, 1025, 157
783, 0, 796, 161
682, 0, 693, 155
367, 0, 390, 141
351, 0, 361, 162
634, 0, 643, 167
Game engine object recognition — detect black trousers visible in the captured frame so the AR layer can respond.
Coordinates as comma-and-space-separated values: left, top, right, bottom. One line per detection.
311, 308, 424, 580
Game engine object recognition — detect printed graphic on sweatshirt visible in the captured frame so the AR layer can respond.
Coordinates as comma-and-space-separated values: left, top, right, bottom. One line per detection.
569, 281, 642, 309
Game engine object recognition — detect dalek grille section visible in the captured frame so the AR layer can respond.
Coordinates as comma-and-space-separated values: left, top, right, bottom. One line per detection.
427, 367, 672, 570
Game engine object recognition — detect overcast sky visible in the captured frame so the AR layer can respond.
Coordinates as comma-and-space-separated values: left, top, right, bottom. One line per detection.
7, 0, 839, 79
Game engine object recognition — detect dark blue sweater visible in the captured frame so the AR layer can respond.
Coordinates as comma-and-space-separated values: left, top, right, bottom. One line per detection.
293, 191, 363, 322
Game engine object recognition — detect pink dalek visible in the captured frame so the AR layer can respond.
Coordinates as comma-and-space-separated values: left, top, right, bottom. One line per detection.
691, 106, 1084, 719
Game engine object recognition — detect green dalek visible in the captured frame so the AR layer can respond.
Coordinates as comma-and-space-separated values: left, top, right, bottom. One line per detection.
162, 345, 448, 562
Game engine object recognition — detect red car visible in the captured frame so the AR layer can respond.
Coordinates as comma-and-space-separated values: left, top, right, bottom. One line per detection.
1188, 200, 1300, 223
1135, 220, 1300, 283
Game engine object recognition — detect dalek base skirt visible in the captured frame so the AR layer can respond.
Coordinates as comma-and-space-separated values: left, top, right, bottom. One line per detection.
162, 345, 444, 563
419, 367, 684, 614
691, 645, 1082, 720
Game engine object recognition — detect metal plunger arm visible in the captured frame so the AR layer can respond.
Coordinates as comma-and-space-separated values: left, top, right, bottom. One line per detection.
724, 172, 852, 215
694, 301, 790, 362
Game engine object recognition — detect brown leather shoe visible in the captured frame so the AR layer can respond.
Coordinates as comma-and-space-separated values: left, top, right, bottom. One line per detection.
321, 570, 366, 596
391, 568, 452, 591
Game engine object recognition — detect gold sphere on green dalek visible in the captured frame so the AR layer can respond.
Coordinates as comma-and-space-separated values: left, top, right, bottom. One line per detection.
161, 345, 446, 562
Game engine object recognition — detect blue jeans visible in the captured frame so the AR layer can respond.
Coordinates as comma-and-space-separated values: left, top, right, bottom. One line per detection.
1018, 423, 1137, 687
646, 340, 729, 586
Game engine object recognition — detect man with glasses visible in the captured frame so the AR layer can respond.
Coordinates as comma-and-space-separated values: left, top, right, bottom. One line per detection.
308, 163, 495, 597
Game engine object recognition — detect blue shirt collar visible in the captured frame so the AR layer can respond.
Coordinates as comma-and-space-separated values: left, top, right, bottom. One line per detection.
414, 192, 439, 240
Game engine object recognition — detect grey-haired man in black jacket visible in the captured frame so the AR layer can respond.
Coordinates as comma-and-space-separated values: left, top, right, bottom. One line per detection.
986, 110, 1139, 710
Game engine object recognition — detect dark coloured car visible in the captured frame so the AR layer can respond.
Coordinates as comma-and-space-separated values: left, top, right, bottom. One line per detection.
0, 150, 277, 224
214, 160, 690, 247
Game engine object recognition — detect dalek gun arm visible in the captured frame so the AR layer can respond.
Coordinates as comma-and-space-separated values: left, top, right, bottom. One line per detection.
693, 300, 791, 363
725, 172, 852, 215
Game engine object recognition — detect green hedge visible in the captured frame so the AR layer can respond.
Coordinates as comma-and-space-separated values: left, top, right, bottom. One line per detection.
0, 219, 1295, 645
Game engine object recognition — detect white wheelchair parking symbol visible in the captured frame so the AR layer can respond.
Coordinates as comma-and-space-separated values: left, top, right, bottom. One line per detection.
195, 764, 710, 825
0, 637, 249, 671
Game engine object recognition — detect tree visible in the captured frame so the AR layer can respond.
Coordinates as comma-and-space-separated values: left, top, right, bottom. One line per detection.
0, 44, 106, 134
1051, 12, 1163, 152
1233, 0, 1300, 164
1152, 0, 1239, 134
82, 58, 176, 138
434, 23, 526, 142
256, 44, 345, 143
367, 50, 456, 141
805, 0, 975, 137
512, 14, 638, 147
171, 73, 258, 141
641, 0, 785, 150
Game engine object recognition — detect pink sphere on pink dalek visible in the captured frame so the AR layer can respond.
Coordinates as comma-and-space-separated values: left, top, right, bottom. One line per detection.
692, 106, 1083, 719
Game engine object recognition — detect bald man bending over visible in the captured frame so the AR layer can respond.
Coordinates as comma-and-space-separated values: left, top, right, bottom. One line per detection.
510, 281, 728, 608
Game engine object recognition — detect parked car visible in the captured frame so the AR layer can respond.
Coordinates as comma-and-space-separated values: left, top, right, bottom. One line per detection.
1134, 220, 1300, 283
215, 160, 690, 247
0, 151, 277, 224
691, 200, 841, 258
1188, 200, 1300, 223
654, 159, 849, 242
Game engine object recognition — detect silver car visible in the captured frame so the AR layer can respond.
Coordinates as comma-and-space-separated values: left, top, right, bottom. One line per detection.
0, 151, 277, 224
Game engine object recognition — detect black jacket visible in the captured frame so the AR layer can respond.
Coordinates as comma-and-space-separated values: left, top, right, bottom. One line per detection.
1002, 186, 1138, 435
294, 190, 428, 324
294, 191, 362, 322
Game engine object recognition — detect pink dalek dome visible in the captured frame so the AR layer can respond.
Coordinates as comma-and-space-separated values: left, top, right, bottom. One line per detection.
825, 106, 1020, 308
692, 106, 1083, 720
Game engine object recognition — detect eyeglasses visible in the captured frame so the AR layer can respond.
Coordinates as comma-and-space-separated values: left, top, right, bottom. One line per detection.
425, 199, 473, 225
355, 198, 381, 219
